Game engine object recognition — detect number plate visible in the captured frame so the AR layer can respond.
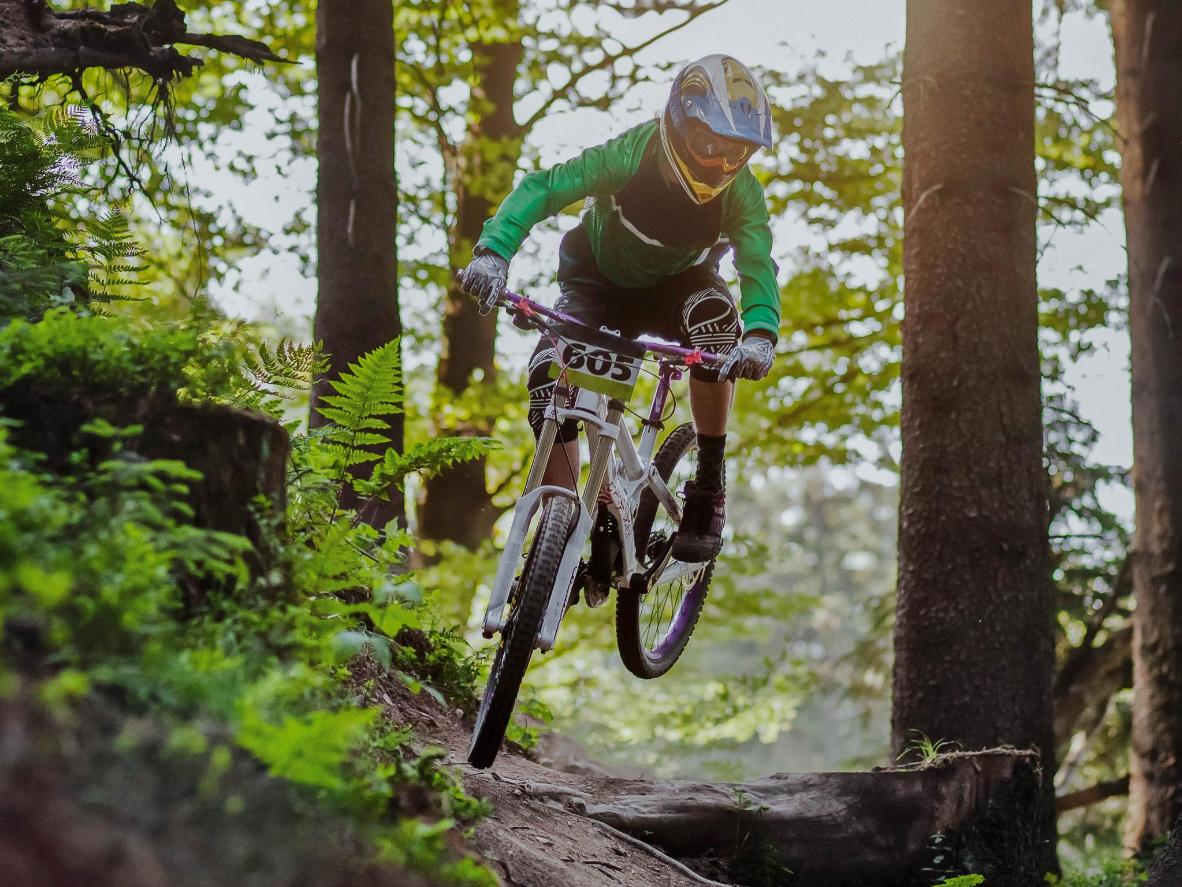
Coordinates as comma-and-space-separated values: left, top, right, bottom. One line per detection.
548, 336, 641, 400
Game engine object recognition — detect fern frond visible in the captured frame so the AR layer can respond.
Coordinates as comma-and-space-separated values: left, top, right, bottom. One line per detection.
247, 338, 328, 395
355, 437, 499, 498
315, 339, 404, 436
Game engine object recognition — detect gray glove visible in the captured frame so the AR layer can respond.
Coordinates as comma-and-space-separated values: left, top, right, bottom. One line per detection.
722, 334, 775, 381
458, 248, 509, 312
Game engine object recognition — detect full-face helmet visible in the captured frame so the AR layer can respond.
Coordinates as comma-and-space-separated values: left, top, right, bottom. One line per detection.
659, 55, 774, 204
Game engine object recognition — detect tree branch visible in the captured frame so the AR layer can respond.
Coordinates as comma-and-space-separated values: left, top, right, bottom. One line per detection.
0, 0, 284, 83
519, 0, 734, 132
1056, 776, 1129, 814
1053, 623, 1133, 748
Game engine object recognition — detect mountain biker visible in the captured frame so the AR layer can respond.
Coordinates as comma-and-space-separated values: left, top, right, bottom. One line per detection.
459, 54, 779, 563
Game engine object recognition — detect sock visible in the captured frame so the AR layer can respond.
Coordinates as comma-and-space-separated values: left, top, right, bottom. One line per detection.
695, 433, 727, 494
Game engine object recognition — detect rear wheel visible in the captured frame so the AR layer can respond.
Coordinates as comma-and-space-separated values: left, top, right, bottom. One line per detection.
616, 423, 714, 679
468, 497, 575, 769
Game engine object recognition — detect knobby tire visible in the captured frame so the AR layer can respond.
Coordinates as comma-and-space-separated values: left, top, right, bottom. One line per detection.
467, 497, 576, 769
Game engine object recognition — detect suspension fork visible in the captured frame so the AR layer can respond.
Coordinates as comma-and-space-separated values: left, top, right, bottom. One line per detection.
535, 399, 626, 653
582, 399, 626, 512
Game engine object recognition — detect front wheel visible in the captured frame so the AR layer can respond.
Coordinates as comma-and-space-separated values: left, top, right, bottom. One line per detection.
468, 497, 575, 769
616, 423, 714, 679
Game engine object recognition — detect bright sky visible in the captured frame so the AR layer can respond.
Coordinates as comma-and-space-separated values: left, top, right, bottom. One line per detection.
206, 0, 1132, 516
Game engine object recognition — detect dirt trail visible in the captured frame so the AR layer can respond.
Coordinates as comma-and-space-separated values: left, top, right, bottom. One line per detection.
373, 672, 731, 887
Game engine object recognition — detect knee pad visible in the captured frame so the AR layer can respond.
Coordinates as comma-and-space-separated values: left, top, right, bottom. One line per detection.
682, 288, 740, 382
526, 345, 580, 442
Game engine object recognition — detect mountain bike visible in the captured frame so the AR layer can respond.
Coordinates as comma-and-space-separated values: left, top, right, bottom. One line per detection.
467, 288, 730, 769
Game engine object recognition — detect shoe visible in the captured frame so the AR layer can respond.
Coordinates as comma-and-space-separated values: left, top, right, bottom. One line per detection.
671, 481, 725, 562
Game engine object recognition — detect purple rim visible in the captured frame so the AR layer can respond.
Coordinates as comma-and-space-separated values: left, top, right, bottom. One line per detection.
649, 574, 708, 659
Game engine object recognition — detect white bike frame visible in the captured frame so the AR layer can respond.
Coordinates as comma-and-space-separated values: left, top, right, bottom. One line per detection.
480, 376, 708, 654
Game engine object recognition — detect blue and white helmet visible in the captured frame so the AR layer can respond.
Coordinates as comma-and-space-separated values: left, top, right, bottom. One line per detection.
660, 55, 774, 204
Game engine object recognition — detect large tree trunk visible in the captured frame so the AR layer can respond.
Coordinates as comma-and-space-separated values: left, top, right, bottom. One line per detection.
418, 22, 522, 548
892, 0, 1056, 869
1112, 0, 1182, 856
582, 750, 1043, 887
310, 0, 403, 529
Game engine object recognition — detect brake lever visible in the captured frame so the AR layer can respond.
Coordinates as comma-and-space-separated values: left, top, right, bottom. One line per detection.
718, 352, 740, 383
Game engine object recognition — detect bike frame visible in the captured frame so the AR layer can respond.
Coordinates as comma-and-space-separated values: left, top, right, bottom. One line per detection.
479, 291, 724, 653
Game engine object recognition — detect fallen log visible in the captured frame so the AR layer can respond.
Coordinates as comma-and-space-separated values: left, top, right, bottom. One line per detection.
583, 749, 1043, 887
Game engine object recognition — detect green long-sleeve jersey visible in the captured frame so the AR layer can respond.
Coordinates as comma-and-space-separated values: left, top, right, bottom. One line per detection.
475, 120, 780, 339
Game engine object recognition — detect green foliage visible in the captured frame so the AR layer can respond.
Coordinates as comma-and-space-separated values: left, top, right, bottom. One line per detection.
0, 308, 196, 396
0, 307, 494, 880
1046, 857, 1147, 886
0, 99, 143, 319
315, 341, 406, 464
242, 337, 330, 420
360, 437, 502, 499
937, 877, 985, 887
897, 730, 958, 766
238, 706, 381, 793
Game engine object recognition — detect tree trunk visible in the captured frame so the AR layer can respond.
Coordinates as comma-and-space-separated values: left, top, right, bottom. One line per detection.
1111, 0, 1182, 855
892, 0, 1056, 870
418, 23, 522, 548
310, 0, 403, 529
0, 385, 289, 608
583, 750, 1043, 887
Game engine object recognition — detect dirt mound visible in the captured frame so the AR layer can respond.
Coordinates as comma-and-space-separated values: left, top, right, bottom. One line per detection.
367, 668, 728, 887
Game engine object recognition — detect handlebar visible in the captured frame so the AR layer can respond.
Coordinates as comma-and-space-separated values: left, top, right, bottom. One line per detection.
492, 288, 732, 372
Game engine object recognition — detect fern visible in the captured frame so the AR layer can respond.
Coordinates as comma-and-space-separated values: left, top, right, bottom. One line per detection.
0, 99, 142, 317
356, 437, 500, 499
247, 338, 329, 394
315, 339, 405, 467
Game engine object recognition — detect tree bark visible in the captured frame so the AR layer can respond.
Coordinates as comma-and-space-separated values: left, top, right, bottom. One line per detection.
892, 0, 1056, 870
0, 0, 280, 82
584, 750, 1043, 887
417, 19, 522, 549
310, 0, 403, 529
1147, 817, 1182, 887
1111, 0, 1182, 856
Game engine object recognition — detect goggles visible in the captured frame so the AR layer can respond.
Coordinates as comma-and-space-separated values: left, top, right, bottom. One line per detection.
682, 123, 755, 171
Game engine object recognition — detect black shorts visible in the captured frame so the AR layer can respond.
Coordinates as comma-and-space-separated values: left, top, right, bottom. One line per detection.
525, 225, 740, 440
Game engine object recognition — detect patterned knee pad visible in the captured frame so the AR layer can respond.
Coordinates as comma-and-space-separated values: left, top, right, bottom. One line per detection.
681, 288, 740, 381
526, 343, 581, 442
